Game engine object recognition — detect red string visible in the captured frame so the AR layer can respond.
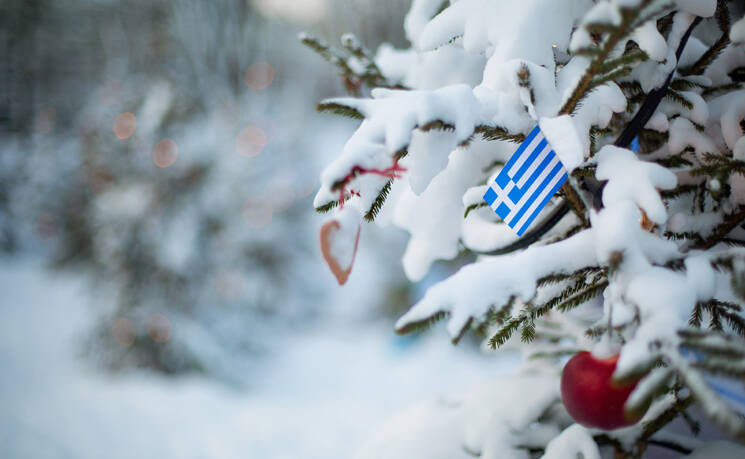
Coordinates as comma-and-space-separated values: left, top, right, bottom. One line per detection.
337, 160, 406, 209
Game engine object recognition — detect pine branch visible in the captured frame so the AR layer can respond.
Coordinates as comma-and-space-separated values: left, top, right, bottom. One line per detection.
521, 319, 536, 343
340, 33, 391, 89
464, 202, 488, 218
693, 358, 745, 378
696, 206, 745, 249
671, 358, 745, 440
664, 90, 694, 110
669, 77, 708, 92
560, 1, 652, 115
301, 33, 404, 95
653, 153, 692, 169
665, 231, 703, 244
596, 49, 648, 74
474, 125, 525, 143
536, 267, 604, 287
702, 82, 743, 98
679, 329, 745, 358
640, 395, 694, 442
489, 272, 606, 349
691, 155, 745, 177
316, 101, 364, 119
661, 183, 698, 199
556, 280, 608, 312
682, 0, 731, 76
314, 200, 338, 214
489, 316, 523, 348
395, 310, 450, 336
562, 182, 589, 224
300, 33, 362, 95
626, 368, 674, 418
364, 180, 392, 222
589, 66, 633, 89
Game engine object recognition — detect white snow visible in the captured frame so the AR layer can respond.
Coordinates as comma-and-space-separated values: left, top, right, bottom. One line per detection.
419, 0, 590, 70
716, 91, 745, 152
596, 145, 677, 224
396, 229, 598, 338
674, 0, 717, 18
393, 140, 496, 281
686, 441, 745, 458
355, 370, 560, 459
659, 90, 709, 126
375, 44, 417, 85
668, 117, 719, 156
631, 20, 668, 62
734, 137, 745, 161
731, 15, 745, 44
541, 424, 601, 459
404, 0, 446, 48
539, 115, 584, 172
644, 111, 669, 132
0, 258, 510, 459
314, 85, 480, 211
406, 129, 459, 194
584, 2, 621, 27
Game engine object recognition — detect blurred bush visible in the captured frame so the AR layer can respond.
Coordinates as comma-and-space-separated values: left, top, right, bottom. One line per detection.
0, 0, 409, 383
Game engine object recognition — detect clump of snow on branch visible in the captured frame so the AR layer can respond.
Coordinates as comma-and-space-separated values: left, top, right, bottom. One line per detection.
355, 371, 561, 459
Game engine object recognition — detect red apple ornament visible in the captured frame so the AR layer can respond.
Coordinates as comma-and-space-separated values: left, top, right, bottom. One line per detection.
560, 351, 646, 430
320, 207, 361, 285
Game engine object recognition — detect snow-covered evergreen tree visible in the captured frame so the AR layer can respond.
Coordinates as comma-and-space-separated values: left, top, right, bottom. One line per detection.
307, 0, 745, 456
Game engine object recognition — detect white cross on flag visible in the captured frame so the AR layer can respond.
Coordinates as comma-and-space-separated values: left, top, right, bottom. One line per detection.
482, 125, 568, 236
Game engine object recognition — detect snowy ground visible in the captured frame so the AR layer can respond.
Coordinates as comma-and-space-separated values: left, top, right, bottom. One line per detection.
0, 258, 518, 458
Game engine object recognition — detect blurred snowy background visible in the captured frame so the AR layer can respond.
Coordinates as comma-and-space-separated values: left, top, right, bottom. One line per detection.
0, 1, 514, 457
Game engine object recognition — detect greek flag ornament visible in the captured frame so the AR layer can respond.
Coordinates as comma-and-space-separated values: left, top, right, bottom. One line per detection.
482, 125, 568, 236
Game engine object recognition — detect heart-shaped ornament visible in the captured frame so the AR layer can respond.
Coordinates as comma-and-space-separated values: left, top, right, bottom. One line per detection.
320, 209, 362, 285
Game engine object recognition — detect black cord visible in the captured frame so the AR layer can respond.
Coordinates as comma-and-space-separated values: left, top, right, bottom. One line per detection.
647, 438, 693, 455
474, 17, 702, 257
583, 16, 703, 204
477, 203, 571, 256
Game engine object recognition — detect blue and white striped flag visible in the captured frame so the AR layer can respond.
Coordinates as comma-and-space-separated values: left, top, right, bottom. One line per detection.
482, 126, 568, 236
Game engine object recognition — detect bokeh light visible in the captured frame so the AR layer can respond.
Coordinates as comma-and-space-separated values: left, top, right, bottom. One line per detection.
236, 125, 268, 157
34, 107, 56, 134
243, 198, 273, 228
113, 112, 137, 139
254, 117, 277, 141
112, 317, 136, 346
244, 62, 275, 90
147, 314, 171, 343
153, 138, 178, 168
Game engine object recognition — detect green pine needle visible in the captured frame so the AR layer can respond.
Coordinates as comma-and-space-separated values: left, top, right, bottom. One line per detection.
317, 102, 364, 119
364, 180, 392, 222
395, 310, 449, 336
